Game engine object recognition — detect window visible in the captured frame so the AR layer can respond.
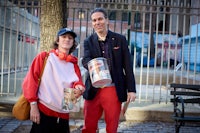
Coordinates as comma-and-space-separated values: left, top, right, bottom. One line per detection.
109, 11, 116, 20
134, 12, 141, 28
122, 12, 128, 21
78, 10, 85, 19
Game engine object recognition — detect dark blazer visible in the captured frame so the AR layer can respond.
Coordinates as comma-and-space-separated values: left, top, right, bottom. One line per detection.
82, 30, 136, 102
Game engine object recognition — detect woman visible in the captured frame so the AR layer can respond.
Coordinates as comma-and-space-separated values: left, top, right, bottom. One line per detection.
22, 28, 85, 133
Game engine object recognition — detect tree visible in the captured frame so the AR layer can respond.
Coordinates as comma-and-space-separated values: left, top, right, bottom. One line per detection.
40, 0, 64, 52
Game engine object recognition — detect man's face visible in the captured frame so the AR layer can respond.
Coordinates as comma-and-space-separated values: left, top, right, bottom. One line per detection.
91, 12, 108, 34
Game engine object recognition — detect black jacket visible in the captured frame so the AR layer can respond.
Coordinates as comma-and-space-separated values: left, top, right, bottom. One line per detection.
82, 30, 136, 102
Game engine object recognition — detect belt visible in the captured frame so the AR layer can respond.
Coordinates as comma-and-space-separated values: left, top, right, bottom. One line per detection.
101, 83, 115, 88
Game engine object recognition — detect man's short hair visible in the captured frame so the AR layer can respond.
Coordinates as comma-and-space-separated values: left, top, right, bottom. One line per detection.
90, 8, 108, 19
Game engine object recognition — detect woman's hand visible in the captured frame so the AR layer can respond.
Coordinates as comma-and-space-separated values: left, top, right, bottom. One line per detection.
30, 103, 40, 124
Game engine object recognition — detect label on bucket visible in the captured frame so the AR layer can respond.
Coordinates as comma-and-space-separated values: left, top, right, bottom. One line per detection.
88, 57, 112, 88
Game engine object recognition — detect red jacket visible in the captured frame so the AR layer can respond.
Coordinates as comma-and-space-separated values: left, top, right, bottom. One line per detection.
23, 51, 84, 119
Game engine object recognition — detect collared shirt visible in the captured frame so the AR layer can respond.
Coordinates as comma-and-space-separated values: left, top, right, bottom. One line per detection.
98, 37, 111, 71
99, 40, 109, 58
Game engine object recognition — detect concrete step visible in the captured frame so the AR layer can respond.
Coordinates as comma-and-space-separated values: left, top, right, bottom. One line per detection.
1, 101, 199, 123
70, 102, 200, 122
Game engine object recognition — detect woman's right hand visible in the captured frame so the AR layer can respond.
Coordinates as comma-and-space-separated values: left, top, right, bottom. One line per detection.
30, 103, 40, 124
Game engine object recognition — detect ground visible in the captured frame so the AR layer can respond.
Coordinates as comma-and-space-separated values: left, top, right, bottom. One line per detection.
13, 124, 81, 133
13, 125, 31, 133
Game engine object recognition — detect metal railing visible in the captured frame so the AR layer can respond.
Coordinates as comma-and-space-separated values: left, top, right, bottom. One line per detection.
0, 0, 40, 100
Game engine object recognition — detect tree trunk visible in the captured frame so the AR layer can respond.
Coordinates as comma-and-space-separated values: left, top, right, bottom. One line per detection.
40, 0, 63, 52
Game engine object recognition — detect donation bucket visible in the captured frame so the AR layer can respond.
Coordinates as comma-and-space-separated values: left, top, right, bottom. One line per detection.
88, 57, 112, 88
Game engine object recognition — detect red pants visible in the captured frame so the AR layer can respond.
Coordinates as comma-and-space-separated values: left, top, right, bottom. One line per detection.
82, 86, 121, 133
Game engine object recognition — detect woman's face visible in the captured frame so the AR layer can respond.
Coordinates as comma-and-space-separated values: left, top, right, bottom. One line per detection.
57, 34, 74, 53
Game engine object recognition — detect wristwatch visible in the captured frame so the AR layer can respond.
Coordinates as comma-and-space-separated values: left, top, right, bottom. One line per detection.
30, 102, 37, 105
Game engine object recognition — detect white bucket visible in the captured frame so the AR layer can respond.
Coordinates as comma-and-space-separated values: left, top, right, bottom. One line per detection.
88, 57, 112, 88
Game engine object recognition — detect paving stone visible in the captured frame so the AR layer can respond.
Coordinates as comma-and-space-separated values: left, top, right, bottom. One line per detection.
0, 117, 200, 133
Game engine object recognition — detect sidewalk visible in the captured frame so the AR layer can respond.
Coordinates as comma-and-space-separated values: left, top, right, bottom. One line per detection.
0, 117, 200, 133
0, 87, 200, 133
0, 101, 200, 133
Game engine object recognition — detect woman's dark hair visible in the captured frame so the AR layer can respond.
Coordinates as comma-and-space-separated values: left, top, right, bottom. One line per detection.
90, 8, 108, 19
52, 35, 78, 54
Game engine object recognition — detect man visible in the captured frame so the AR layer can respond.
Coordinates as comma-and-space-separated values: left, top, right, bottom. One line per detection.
82, 8, 136, 133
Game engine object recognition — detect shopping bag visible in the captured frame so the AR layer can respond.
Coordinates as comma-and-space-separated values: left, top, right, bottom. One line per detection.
12, 52, 48, 120
12, 94, 30, 120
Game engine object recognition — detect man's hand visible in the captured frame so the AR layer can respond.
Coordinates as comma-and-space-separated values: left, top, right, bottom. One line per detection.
121, 92, 136, 116
127, 92, 136, 103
